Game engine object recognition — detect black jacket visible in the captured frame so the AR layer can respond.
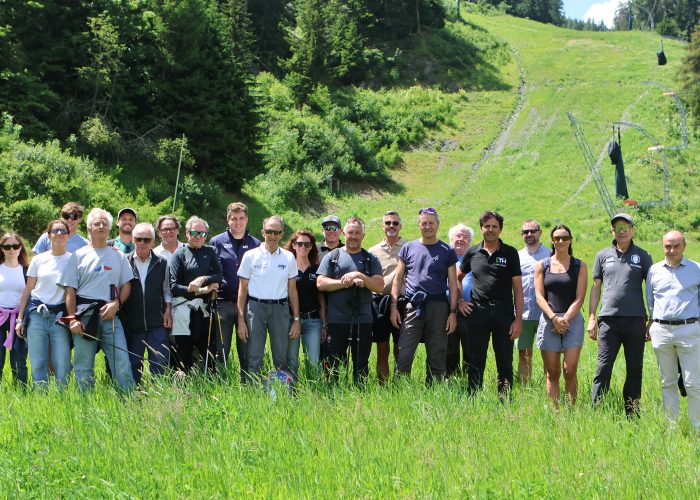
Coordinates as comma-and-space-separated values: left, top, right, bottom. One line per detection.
122, 251, 169, 334
169, 245, 222, 301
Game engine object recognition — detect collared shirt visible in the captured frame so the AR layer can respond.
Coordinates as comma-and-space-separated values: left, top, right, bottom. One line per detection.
518, 243, 551, 320
209, 230, 260, 302
592, 241, 652, 317
237, 245, 297, 300
460, 239, 521, 304
154, 242, 186, 266
647, 257, 700, 321
368, 237, 406, 295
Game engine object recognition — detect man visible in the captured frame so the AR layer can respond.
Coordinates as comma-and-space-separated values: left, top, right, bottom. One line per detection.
318, 215, 344, 258
646, 230, 700, 434
517, 219, 550, 385
110, 208, 137, 253
458, 211, 523, 398
589, 213, 653, 416
391, 208, 458, 384
122, 222, 172, 384
210, 202, 260, 380
153, 215, 185, 263
317, 217, 383, 384
33, 201, 89, 253
368, 210, 406, 384
446, 223, 474, 379
59, 208, 134, 391
236, 215, 300, 381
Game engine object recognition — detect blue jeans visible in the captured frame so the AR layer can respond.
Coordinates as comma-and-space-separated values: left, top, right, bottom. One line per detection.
26, 310, 72, 387
125, 326, 169, 385
287, 318, 322, 378
73, 316, 134, 392
0, 321, 28, 385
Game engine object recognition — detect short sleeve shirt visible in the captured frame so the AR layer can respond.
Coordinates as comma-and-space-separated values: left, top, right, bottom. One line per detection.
237, 246, 297, 300
368, 237, 406, 295
399, 240, 457, 296
59, 246, 134, 302
460, 240, 521, 304
27, 252, 72, 305
593, 241, 653, 317
519, 244, 551, 320
33, 232, 89, 254
318, 248, 382, 324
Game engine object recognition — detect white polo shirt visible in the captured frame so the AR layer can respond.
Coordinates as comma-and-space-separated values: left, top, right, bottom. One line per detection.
237, 245, 297, 300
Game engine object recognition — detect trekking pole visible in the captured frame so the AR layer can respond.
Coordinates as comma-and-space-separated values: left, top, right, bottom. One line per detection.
76, 328, 170, 370
204, 299, 214, 374
212, 290, 228, 371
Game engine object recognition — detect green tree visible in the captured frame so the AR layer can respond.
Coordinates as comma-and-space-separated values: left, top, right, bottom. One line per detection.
680, 23, 700, 125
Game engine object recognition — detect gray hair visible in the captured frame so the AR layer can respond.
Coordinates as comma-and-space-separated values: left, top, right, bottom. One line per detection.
263, 215, 285, 229
448, 224, 474, 242
345, 216, 365, 233
133, 222, 156, 239
383, 210, 401, 223
86, 208, 113, 230
185, 216, 209, 231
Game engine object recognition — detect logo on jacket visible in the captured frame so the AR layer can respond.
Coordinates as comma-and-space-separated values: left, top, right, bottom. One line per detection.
277, 264, 287, 270
496, 257, 507, 266
631, 254, 640, 264
94, 265, 113, 272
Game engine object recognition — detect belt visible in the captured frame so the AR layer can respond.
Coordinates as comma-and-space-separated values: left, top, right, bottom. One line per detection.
654, 318, 697, 326
300, 310, 320, 320
474, 298, 510, 308
249, 296, 288, 305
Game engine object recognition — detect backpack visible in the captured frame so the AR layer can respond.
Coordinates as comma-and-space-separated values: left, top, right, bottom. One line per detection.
329, 247, 372, 279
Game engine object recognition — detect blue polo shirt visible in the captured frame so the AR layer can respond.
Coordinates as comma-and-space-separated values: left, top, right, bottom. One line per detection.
210, 230, 260, 302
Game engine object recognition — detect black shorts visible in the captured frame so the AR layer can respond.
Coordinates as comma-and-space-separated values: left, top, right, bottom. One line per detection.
371, 294, 404, 343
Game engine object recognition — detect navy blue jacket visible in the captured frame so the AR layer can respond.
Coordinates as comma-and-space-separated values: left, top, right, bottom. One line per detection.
209, 230, 260, 302
123, 251, 168, 334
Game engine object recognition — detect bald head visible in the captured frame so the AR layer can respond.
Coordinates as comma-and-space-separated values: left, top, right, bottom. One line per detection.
662, 230, 686, 267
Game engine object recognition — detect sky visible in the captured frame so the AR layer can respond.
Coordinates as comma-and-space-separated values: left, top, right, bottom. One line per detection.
563, 0, 623, 27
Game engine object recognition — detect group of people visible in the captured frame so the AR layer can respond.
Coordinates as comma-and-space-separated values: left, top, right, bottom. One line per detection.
0, 202, 698, 434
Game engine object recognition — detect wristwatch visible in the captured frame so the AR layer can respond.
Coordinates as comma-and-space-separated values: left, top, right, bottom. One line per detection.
293, 316, 301, 321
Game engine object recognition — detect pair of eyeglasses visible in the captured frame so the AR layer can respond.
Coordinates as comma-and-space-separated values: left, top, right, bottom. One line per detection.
294, 241, 312, 248
62, 212, 82, 220
92, 221, 110, 228
1, 244, 20, 250
49, 228, 69, 235
189, 230, 208, 238
552, 236, 572, 242
522, 229, 539, 235
264, 229, 282, 235
614, 224, 632, 233
323, 225, 340, 232
159, 226, 177, 233
134, 237, 153, 243
418, 207, 437, 215
384, 221, 400, 227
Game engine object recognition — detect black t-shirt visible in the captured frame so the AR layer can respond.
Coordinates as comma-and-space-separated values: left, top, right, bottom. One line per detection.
460, 240, 521, 304
296, 265, 321, 314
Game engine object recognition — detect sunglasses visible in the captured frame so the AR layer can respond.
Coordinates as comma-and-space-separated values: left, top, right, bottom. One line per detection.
521, 229, 539, 235
264, 229, 282, 235
322, 225, 340, 232
384, 221, 400, 227
614, 224, 632, 233
188, 230, 208, 238
49, 228, 69, 235
294, 241, 313, 248
159, 226, 177, 233
134, 237, 153, 243
1, 244, 21, 250
62, 212, 82, 220
418, 207, 437, 215
552, 236, 572, 242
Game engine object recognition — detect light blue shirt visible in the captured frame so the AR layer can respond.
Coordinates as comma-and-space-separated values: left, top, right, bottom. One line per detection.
518, 244, 550, 320
33, 232, 89, 254
646, 257, 700, 320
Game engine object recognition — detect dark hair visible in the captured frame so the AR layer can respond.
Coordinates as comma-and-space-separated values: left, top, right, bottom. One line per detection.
0, 233, 30, 268
156, 215, 180, 231
479, 211, 504, 229
46, 219, 70, 234
550, 224, 574, 256
286, 229, 319, 265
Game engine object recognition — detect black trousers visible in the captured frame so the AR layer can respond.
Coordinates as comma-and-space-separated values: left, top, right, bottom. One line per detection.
327, 322, 372, 384
446, 314, 469, 378
171, 309, 217, 373
591, 316, 646, 415
466, 303, 514, 396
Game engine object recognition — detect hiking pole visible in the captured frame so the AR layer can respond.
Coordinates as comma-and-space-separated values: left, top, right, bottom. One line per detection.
76, 328, 169, 370
212, 290, 228, 371
204, 301, 214, 375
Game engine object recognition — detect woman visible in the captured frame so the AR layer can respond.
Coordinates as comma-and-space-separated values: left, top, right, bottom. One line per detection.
169, 216, 222, 373
0, 233, 30, 385
534, 225, 588, 406
17, 220, 73, 387
285, 229, 326, 379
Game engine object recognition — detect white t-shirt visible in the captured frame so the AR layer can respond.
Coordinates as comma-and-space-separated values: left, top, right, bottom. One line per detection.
0, 263, 25, 308
27, 252, 72, 305
237, 246, 297, 300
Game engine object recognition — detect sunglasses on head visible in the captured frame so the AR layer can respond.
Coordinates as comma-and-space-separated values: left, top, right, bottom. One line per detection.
49, 228, 69, 235
418, 207, 437, 215
522, 229, 539, 235
384, 220, 400, 227
323, 225, 340, 231
552, 235, 572, 242
134, 237, 153, 243
294, 241, 312, 248
188, 230, 207, 238
1, 243, 21, 250
264, 229, 282, 235
62, 212, 82, 220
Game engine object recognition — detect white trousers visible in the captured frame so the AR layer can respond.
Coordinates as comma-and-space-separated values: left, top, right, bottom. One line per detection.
649, 321, 700, 434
